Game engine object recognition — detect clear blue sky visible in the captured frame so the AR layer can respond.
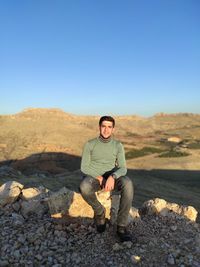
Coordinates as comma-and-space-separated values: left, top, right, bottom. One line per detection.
0, 0, 199, 116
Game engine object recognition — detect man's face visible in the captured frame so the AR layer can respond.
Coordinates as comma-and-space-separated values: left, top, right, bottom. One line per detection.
99, 120, 114, 139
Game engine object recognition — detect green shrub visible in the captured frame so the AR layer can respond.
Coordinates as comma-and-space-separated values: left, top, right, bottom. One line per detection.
187, 142, 200, 149
158, 151, 190, 158
126, 146, 165, 159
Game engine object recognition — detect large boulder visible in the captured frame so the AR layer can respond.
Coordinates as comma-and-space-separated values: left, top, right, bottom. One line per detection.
47, 187, 112, 219
0, 181, 23, 207
141, 198, 198, 221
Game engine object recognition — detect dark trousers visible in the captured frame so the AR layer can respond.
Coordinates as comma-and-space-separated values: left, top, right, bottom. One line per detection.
79, 175, 134, 227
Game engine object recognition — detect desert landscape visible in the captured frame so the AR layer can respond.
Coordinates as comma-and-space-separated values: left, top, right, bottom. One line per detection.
0, 108, 200, 216
1, 108, 200, 266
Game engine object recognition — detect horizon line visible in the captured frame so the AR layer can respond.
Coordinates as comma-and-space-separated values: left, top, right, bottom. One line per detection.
0, 107, 200, 118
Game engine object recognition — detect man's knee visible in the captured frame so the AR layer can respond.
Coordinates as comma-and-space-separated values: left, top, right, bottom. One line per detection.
79, 178, 91, 195
118, 176, 134, 193
79, 176, 98, 195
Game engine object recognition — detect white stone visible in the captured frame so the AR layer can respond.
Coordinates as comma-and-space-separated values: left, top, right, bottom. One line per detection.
131, 255, 141, 264
0, 181, 23, 207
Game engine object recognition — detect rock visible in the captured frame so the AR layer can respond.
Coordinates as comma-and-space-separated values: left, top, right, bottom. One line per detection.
195, 234, 200, 247
13, 249, 20, 259
131, 255, 141, 264
141, 198, 198, 221
47, 187, 113, 220
17, 235, 26, 243
112, 243, 123, 251
129, 206, 140, 222
170, 225, 177, 231
182, 206, 198, 222
123, 241, 132, 248
26, 232, 39, 243
46, 187, 74, 217
21, 187, 46, 200
0, 260, 9, 267
141, 198, 167, 215
11, 213, 25, 226
20, 198, 48, 218
12, 201, 21, 212
19, 186, 49, 218
167, 254, 175, 265
0, 181, 23, 207
35, 254, 43, 261
193, 261, 200, 267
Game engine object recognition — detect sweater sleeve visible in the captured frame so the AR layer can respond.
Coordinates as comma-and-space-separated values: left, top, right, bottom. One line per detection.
80, 142, 100, 178
113, 142, 127, 179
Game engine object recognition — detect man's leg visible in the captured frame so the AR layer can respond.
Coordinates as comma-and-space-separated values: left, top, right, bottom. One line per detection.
114, 176, 134, 241
79, 175, 104, 216
115, 176, 134, 227
79, 175, 106, 232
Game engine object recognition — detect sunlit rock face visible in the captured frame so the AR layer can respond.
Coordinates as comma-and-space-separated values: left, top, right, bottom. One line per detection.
141, 198, 198, 222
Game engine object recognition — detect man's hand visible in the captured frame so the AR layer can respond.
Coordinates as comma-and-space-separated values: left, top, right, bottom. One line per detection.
96, 176, 104, 186
104, 175, 115, 191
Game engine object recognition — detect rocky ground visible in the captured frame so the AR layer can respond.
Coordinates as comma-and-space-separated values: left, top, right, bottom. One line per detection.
1, 206, 200, 267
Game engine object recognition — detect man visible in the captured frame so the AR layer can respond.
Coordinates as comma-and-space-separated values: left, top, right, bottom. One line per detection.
79, 115, 134, 242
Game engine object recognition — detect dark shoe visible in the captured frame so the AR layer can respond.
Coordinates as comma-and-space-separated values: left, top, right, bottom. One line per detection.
94, 207, 106, 233
117, 226, 132, 242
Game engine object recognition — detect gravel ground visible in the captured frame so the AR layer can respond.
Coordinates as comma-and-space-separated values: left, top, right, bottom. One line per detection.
1, 206, 200, 267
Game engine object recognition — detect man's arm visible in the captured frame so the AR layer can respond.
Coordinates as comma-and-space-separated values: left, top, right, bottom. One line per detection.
105, 142, 127, 191
81, 142, 101, 178
112, 142, 127, 178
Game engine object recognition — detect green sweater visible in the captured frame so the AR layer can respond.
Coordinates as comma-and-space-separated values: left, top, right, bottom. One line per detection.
81, 137, 127, 179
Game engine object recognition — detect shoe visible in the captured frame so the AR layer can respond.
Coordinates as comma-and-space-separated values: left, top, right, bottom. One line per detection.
117, 226, 132, 242
94, 207, 106, 233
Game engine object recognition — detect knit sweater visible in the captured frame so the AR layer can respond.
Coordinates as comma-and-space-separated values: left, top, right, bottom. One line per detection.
81, 136, 127, 179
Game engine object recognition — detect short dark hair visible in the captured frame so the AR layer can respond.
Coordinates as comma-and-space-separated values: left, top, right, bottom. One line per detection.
99, 116, 115, 127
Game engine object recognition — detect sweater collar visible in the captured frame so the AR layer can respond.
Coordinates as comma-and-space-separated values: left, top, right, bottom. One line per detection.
98, 135, 112, 143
